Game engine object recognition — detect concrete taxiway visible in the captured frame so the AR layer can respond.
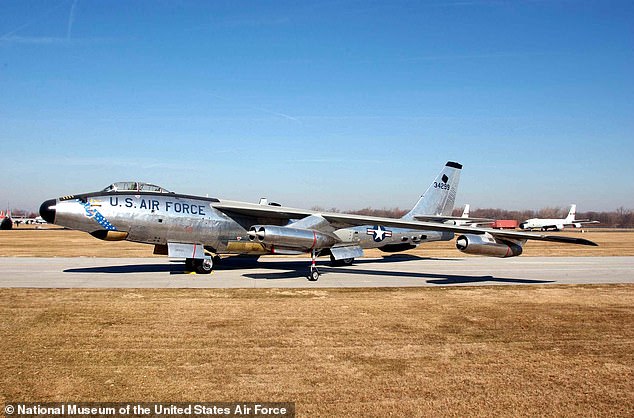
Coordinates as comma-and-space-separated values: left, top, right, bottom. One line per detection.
0, 256, 632, 288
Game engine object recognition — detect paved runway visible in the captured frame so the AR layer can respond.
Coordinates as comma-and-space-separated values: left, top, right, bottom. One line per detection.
0, 256, 632, 288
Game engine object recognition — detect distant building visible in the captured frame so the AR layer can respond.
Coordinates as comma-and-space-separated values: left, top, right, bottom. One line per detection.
491, 220, 518, 230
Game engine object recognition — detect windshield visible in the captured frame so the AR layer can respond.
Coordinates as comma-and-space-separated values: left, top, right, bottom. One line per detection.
102, 182, 172, 193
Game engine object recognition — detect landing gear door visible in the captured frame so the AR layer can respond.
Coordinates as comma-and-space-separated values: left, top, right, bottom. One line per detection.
167, 242, 206, 259
330, 245, 364, 261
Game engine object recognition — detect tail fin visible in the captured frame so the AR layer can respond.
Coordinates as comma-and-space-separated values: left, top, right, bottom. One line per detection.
461, 204, 470, 218
402, 161, 462, 220
566, 204, 576, 222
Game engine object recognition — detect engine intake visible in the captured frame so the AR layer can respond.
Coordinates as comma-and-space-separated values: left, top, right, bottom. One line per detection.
456, 234, 522, 258
248, 225, 338, 250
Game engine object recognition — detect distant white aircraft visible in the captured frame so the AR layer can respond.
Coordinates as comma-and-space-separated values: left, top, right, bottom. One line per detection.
455, 204, 494, 227
11, 215, 46, 226
413, 204, 492, 226
519, 205, 599, 231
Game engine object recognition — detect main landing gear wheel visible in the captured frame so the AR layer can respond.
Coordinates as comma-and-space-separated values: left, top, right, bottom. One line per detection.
186, 257, 213, 274
329, 255, 354, 267
185, 258, 196, 271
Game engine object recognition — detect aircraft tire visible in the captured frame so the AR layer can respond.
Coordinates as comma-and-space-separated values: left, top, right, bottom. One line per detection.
308, 270, 320, 281
329, 256, 354, 267
185, 258, 196, 271
194, 258, 213, 274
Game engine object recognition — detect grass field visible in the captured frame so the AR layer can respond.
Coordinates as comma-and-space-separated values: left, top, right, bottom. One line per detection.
1, 286, 632, 416
1, 228, 633, 258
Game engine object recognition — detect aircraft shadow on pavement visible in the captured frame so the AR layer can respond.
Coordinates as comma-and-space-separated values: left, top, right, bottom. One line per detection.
239, 259, 554, 285
63, 257, 554, 285
62, 255, 454, 275
219, 254, 459, 269
244, 267, 553, 284
64, 264, 187, 274
327, 266, 556, 285
424, 275, 554, 285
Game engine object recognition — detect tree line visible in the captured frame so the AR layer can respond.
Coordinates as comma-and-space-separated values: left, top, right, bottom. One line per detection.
324, 206, 633, 228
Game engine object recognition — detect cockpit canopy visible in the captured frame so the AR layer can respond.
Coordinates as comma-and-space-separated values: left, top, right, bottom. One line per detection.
101, 182, 172, 194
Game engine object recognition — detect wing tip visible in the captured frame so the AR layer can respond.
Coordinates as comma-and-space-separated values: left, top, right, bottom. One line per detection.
545, 236, 599, 246
571, 237, 599, 246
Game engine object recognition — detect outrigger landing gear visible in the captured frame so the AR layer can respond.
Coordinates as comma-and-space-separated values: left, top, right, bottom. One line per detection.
308, 249, 320, 281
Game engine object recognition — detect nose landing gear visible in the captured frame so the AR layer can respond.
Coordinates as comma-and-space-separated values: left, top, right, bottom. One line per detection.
307, 249, 320, 281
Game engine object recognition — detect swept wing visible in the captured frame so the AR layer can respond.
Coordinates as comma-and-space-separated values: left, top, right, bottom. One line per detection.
213, 201, 597, 246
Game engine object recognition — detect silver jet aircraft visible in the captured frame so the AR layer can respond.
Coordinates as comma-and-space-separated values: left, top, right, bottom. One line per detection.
39, 162, 596, 280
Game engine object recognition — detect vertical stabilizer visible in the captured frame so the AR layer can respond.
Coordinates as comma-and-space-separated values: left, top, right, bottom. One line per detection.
462, 204, 470, 218
402, 161, 462, 220
566, 204, 576, 222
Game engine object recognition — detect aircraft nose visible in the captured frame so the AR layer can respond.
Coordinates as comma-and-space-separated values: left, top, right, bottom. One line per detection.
39, 199, 57, 224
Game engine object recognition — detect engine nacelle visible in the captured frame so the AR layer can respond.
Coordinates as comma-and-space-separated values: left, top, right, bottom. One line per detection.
248, 225, 338, 250
455, 234, 523, 258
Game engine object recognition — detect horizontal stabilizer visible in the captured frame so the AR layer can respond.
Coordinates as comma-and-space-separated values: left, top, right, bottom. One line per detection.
414, 215, 493, 223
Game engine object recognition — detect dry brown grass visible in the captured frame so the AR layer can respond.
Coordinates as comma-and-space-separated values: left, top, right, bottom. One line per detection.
1, 286, 632, 416
0, 228, 161, 258
1, 228, 633, 258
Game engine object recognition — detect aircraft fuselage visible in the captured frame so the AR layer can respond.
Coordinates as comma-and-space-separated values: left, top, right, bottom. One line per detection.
43, 190, 452, 256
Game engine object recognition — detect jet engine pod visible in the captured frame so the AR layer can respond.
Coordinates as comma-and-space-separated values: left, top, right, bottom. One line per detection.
456, 234, 522, 258
248, 225, 338, 250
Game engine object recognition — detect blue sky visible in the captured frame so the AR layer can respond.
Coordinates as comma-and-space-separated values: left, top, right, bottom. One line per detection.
1, 0, 633, 212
